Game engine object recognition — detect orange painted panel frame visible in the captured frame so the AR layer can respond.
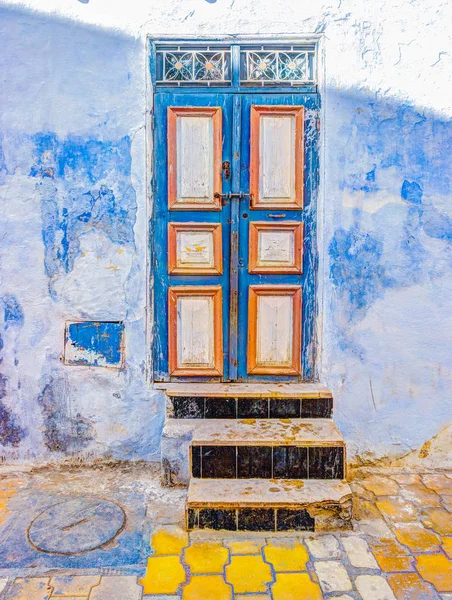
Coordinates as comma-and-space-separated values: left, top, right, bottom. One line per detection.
249, 221, 304, 274
249, 105, 304, 210
247, 285, 302, 375
168, 286, 223, 377
167, 106, 222, 211
168, 222, 223, 275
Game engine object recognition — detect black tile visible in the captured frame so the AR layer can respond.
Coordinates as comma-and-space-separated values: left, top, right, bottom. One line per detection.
273, 446, 308, 478
270, 399, 301, 419
173, 396, 204, 418
187, 508, 198, 530
237, 399, 268, 418
198, 508, 237, 531
276, 509, 315, 532
201, 446, 236, 478
301, 398, 333, 419
238, 508, 275, 531
191, 446, 201, 478
237, 446, 272, 478
205, 398, 236, 419
309, 446, 344, 479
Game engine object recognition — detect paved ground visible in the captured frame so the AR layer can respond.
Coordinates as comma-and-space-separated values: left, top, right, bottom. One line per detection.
0, 466, 450, 599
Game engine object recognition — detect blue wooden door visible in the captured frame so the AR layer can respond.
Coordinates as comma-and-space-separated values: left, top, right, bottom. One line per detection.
151, 42, 319, 382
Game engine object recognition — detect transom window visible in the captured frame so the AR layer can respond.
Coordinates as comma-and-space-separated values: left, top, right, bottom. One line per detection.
153, 42, 317, 88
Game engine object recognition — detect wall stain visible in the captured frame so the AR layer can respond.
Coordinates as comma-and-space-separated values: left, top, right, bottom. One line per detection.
37, 376, 95, 454
329, 225, 392, 315
2, 295, 24, 329
0, 372, 25, 447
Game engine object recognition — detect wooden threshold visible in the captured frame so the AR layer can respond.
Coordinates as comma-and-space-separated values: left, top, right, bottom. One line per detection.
154, 382, 332, 398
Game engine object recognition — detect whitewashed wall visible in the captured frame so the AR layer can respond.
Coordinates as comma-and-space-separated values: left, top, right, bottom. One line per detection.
0, 0, 450, 465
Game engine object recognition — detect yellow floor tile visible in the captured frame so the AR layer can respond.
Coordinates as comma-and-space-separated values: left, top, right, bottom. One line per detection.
182, 575, 232, 600
227, 539, 265, 554
422, 507, 452, 535
272, 573, 322, 600
362, 475, 400, 496
264, 540, 309, 572
185, 542, 229, 574
400, 482, 443, 507
151, 527, 189, 555
416, 553, 452, 592
442, 537, 452, 559
388, 572, 439, 600
394, 523, 441, 553
225, 555, 273, 594
370, 538, 414, 572
376, 497, 417, 522
422, 475, 452, 495
140, 555, 186, 594
235, 596, 271, 600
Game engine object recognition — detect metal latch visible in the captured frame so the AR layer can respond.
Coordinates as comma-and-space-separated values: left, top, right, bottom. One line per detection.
214, 192, 254, 201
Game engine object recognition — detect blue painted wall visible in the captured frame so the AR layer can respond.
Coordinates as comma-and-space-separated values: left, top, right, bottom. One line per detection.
0, 0, 450, 465
0, 4, 164, 462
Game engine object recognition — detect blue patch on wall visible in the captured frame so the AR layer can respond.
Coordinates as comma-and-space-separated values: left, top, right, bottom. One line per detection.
64, 321, 125, 368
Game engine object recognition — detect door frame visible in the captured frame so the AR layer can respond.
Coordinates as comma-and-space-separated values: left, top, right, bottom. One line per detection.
146, 34, 326, 384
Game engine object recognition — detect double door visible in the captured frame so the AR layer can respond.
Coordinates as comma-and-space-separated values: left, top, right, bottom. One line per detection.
152, 90, 319, 381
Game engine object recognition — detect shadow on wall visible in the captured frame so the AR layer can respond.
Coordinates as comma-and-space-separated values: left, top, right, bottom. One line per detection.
0, 3, 451, 463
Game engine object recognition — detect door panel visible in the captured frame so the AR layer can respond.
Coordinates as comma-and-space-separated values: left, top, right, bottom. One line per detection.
168, 285, 223, 376
248, 222, 303, 274
168, 223, 223, 275
168, 107, 223, 210
250, 105, 304, 210
247, 285, 302, 375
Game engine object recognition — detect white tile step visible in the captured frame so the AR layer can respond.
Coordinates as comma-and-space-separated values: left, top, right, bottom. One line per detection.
163, 418, 344, 447
188, 478, 352, 508
155, 382, 332, 398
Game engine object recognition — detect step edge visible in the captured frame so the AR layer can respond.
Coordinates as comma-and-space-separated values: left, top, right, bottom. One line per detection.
164, 418, 345, 446
156, 383, 332, 399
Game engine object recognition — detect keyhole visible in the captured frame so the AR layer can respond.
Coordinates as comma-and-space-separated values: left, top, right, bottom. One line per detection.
242, 213, 248, 219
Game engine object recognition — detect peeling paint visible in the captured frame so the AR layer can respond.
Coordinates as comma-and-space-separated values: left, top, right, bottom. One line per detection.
64, 321, 125, 368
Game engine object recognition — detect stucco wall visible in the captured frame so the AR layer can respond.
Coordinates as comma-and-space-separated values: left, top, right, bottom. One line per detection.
0, 0, 450, 465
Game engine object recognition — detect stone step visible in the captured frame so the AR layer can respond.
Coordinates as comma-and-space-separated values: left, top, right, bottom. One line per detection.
187, 478, 353, 532
169, 396, 333, 420
162, 419, 346, 483
171, 418, 344, 447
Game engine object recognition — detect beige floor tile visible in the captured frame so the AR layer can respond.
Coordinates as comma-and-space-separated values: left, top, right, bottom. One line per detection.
6, 578, 52, 600
50, 576, 101, 596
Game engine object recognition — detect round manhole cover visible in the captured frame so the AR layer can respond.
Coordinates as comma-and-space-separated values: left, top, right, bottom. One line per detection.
28, 497, 126, 555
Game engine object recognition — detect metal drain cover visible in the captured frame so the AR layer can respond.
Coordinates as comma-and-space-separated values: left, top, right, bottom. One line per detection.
28, 497, 126, 555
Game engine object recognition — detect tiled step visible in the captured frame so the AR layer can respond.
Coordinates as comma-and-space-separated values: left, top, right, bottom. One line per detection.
170, 396, 333, 419
187, 478, 353, 532
163, 418, 345, 481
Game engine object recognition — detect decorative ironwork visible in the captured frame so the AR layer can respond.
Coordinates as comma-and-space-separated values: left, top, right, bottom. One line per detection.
157, 49, 230, 85
244, 50, 315, 84
153, 43, 317, 87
